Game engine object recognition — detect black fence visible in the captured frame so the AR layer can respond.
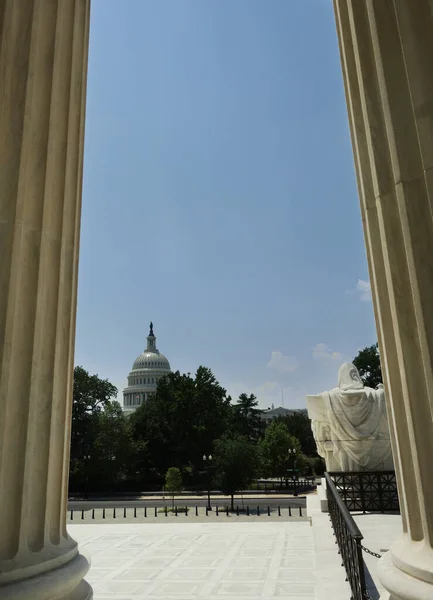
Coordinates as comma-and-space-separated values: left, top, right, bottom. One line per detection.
253, 478, 316, 493
325, 473, 367, 600
328, 471, 399, 513
67, 504, 306, 520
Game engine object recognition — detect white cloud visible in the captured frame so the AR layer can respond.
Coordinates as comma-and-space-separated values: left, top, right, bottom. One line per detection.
356, 279, 372, 302
267, 351, 298, 373
346, 279, 372, 302
312, 343, 343, 363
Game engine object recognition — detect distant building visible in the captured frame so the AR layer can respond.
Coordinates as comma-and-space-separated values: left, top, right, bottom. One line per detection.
123, 322, 171, 415
261, 405, 304, 422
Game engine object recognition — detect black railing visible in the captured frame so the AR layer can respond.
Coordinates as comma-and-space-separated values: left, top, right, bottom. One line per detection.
253, 478, 316, 493
325, 473, 367, 600
66, 504, 306, 521
329, 471, 399, 513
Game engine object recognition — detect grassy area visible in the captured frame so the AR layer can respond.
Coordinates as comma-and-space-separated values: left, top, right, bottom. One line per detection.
157, 506, 188, 514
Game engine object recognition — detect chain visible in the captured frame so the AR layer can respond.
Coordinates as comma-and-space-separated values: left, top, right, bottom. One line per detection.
360, 543, 382, 558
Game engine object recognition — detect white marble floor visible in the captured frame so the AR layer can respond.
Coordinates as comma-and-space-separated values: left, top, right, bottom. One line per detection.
70, 521, 316, 600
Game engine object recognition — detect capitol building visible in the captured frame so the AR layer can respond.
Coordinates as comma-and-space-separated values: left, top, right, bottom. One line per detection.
123, 322, 171, 415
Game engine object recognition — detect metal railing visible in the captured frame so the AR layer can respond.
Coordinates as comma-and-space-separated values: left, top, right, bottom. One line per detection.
67, 503, 306, 521
325, 473, 367, 600
253, 478, 316, 493
328, 471, 399, 513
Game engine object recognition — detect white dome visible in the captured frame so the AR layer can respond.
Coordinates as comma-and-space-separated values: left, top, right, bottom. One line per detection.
123, 322, 172, 415
132, 350, 171, 372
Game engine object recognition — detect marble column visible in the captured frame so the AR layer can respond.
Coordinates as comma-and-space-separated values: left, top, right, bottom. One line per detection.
333, 1, 433, 598
0, 1, 91, 599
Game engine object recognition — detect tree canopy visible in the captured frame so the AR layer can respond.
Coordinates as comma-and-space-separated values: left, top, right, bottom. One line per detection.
275, 410, 317, 456
353, 343, 382, 388
213, 434, 260, 509
70, 366, 117, 477
69, 364, 320, 494
70, 366, 135, 491
259, 421, 301, 481
230, 393, 265, 442
129, 367, 232, 478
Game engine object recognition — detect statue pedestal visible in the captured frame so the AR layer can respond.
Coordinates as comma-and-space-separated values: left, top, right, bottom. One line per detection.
318, 478, 328, 513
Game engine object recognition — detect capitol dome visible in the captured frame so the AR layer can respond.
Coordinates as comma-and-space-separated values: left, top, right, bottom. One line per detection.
123, 322, 172, 414
132, 351, 171, 372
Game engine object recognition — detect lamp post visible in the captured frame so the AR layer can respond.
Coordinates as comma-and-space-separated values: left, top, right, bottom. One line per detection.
288, 448, 298, 497
203, 454, 213, 510
84, 454, 91, 499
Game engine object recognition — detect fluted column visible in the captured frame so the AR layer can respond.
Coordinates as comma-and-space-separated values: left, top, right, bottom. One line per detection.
333, 2, 433, 598
0, 1, 91, 598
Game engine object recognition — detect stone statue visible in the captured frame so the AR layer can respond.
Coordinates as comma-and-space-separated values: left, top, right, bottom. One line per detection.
149, 321, 154, 335
306, 362, 393, 472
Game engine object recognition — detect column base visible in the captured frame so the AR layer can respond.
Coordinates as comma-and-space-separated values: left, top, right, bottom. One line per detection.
0, 551, 92, 600
378, 549, 433, 600
62, 578, 93, 600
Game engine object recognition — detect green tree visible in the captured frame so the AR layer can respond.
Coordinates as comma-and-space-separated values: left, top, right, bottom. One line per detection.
231, 393, 265, 442
275, 409, 317, 456
165, 467, 183, 508
130, 367, 232, 477
69, 366, 118, 490
353, 343, 382, 388
92, 401, 138, 487
213, 434, 260, 510
259, 421, 301, 481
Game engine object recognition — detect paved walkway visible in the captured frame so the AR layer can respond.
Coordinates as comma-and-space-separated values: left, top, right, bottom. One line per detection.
307, 495, 351, 600
70, 521, 316, 599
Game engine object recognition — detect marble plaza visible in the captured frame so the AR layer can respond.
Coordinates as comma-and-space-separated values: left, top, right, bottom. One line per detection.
71, 522, 316, 600
67, 501, 403, 600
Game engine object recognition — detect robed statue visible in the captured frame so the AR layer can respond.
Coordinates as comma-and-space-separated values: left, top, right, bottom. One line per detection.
306, 362, 393, 472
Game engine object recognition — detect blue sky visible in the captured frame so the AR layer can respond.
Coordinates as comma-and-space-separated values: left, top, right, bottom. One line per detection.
75, 0, 377, 409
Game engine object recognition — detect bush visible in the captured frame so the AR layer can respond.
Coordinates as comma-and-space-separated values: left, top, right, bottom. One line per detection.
301, 456, 315, 476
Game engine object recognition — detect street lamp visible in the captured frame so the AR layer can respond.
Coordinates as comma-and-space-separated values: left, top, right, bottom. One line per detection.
288, 448, 298, 496
203, 454, 213, 511
84, 454, 91, 499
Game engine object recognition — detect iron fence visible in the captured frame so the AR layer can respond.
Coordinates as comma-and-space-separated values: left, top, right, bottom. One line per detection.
325, 473, 367, 600
253, 478, 316, 493
328, 471, 399, 513
67, 504, 306, 521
